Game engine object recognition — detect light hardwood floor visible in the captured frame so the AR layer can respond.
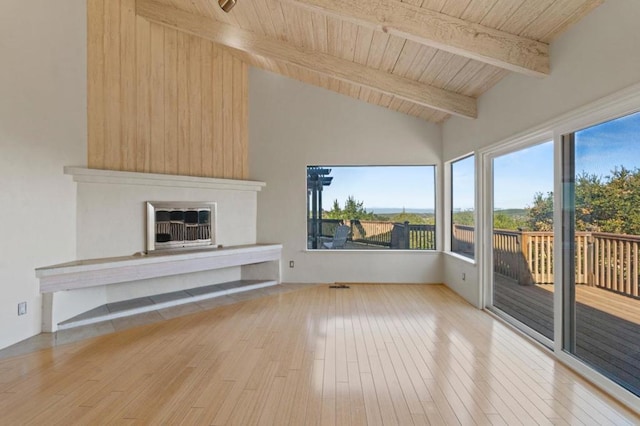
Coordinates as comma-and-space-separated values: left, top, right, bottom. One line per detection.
0, 284, 637, 425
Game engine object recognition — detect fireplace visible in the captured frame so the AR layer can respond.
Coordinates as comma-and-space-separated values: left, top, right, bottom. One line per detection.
146, 201, 217, 253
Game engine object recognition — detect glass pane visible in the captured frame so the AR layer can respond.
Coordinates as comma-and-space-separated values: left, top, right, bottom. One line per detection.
568, 111, 640, 396
492, 142, 554, 342
307, 166, 436, 250
451, 155, 475, 258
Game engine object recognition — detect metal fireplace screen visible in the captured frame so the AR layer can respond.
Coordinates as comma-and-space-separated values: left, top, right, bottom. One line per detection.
146, 201, 216, 252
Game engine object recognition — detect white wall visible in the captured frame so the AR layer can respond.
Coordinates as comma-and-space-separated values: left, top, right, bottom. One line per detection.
442, 0, 640, 305
249, 69, 443, 284
0, 0, 86, 348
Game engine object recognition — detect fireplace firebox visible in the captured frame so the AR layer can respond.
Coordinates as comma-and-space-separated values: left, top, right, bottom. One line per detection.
146, 201, 217, 253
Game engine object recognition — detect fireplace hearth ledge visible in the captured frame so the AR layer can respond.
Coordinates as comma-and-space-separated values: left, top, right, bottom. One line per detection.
36, 244, 282, 294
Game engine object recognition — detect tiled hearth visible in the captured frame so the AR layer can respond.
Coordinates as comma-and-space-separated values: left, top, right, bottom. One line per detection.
58, 279, 272, 329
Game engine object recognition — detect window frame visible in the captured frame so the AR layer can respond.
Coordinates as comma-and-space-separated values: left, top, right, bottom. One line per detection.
305, 164, 438, 252
448, 154, 476, 261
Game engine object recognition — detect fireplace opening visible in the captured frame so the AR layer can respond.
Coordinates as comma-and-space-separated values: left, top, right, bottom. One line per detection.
146, 201, 216, 253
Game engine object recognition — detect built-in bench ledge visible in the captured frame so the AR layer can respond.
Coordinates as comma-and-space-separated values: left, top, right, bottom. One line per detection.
36, 244, 282, 293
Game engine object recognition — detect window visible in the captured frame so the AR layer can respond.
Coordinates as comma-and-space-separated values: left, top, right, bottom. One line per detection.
491, 141, 554, 344
451, 155, 475, 258
307, 165, 436, 250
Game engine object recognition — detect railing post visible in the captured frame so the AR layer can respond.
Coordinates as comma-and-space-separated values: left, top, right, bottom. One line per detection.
404, 221, 410, 249
587, 233, 594, 286
452, 223, 458, 252
520, 232, 528, 282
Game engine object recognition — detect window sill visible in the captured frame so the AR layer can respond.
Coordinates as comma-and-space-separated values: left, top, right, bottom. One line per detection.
444, 251, 476, 265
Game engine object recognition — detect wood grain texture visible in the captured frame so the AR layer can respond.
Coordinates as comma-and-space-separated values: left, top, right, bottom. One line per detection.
87, 0, 248, 178
137, 0, 601, 124
1, 284, 638, 423
87, 0, 105, 170
283, 0, 550, 76
137, 0, 478, 118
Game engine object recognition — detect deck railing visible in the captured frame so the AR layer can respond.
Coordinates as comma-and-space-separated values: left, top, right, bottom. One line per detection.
453, 224, 640, 298
314, 219, 435, 249
591, 232, 640, 297
349, 220, 394, 246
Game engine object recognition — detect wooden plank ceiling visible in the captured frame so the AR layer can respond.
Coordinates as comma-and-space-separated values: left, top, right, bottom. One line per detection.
136, 0, 602, 123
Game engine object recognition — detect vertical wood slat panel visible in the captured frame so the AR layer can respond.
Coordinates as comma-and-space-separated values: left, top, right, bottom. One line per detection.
87, 6, 249, 178
177, 31, 190, 176
201, 41, 214, 177
241, 61, 249, 179
164, 28, 179, 175
232, 56, 244, 179
222, 49, 234, 179
87, 0, 105, 170
135, 16, 151, 173
104, 0, 122, 170
150, 23, 165, 174
121, 0, 137, 172
188, 36, 203, 177
213, 45, 225, 177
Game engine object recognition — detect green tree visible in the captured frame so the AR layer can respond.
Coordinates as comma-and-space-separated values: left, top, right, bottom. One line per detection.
582, 166, 640, 234
324, 199, 343, 220
343, 196, 366, 219
521, 166, 640, 235
452, 210, 474, 226
526, 192, 553, 231
391, 212, 426, 224
324, 196, 375, 220
493, 212, 526, 230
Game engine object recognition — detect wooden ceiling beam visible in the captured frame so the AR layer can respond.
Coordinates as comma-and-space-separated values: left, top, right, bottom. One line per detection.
282, 0, 550, 77
136, 0, 477, 119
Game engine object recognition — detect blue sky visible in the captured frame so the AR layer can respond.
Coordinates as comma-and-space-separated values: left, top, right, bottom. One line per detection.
311, 111, 640, 211
317, 166, 435, 211
493, 142, 554, 209
575, 111, 640, 177
452, 155, 476, 211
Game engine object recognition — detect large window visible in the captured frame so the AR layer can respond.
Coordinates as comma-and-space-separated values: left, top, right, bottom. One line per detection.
562, 111, 640, 397
451, 155, 475, 258
307, 165, 436, 250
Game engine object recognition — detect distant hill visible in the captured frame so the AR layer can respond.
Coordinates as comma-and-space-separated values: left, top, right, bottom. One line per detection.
493, 208, 527, 216
370, 208, 435, 214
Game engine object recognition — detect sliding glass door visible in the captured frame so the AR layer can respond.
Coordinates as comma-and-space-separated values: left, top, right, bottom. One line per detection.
562, 111, 640, 397
491, 141, 554, 344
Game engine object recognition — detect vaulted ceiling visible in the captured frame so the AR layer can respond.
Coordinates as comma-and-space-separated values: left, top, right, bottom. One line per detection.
136, 0, 602, 123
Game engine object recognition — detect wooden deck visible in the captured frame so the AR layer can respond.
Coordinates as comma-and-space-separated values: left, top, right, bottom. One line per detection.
494, 275, 640, 397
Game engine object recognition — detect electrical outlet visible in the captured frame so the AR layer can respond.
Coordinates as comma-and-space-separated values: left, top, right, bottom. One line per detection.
462, 273, 466, 281
18, 302, 27, 316
289, 260, 295, 268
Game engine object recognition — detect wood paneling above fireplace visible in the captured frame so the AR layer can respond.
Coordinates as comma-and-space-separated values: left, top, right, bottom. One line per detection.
87, 0, 248, 179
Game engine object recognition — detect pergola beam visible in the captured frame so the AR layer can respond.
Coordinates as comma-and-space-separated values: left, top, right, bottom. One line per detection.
282, 0, 550, 77
136, 0, 477, 119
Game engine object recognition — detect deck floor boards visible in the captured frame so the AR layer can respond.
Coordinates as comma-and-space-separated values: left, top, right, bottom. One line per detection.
494, 275, 640, 396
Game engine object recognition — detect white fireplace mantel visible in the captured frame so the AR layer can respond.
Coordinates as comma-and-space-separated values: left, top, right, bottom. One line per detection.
64, 166, 267, 192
